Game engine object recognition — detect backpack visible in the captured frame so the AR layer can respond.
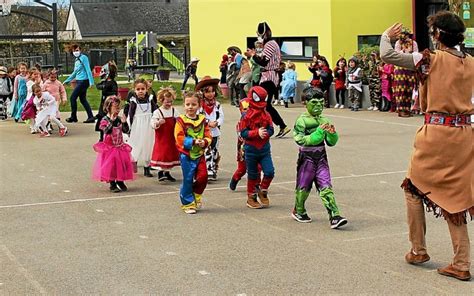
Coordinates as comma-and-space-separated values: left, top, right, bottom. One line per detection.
17, 77, 27, 99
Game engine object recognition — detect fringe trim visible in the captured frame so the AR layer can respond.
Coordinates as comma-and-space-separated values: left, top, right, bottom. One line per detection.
401, 178, 474, 226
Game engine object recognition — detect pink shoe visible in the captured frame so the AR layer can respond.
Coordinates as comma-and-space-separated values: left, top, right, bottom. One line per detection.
40, 131, 50, 137
59, 127, 68, 137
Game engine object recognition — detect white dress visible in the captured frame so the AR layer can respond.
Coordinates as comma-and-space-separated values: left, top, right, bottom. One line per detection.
34, 92, 57, 125
127, 96, 155, 164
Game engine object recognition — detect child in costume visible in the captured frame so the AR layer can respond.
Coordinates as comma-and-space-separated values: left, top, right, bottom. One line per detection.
125, 78, 157, 177
196, 76, 224, 181
380, 62, 394, 112
32, 84, 68, 137
280, 62, 297, 108
291, 87, 348, 229
174, 91, 212, 214
42, 69, 67, 121
333, 57, 347, 109
11, 62, 29, 122
367, 51, 382, 111
93, 96, 134, 192
150, 87, 180, 182
346, 57, 363, 111
95, 62, 118, 141
239, 86, 274, 209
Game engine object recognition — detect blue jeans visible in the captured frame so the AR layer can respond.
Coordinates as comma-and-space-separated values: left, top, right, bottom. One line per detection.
70, 80, 93, 119
181, 74, 198, 90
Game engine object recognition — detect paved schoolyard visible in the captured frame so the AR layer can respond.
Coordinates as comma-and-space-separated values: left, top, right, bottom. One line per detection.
0, 104, 472, 294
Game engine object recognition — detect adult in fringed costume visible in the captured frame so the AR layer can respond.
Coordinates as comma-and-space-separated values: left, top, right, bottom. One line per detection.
291, 87, 347, 229
380, 12, 473, 281
392, 28, 418, 117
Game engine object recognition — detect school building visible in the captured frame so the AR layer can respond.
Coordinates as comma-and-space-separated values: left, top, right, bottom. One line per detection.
188, 0, 413, 79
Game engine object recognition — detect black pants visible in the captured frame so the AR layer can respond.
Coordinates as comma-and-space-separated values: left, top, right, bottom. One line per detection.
70, 80, 94, 120
336, 89, 346, 105
260, 81, 286, 129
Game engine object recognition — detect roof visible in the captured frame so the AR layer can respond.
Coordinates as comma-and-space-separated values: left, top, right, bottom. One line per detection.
70, 0, 189, 38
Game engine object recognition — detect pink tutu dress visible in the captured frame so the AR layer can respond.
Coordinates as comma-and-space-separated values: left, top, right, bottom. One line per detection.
93, 116, 135, 182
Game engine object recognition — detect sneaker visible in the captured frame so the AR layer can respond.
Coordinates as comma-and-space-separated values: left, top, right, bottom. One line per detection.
30, 129, 37, 134
184, 208, 197, 214
229, 178, 239, 191
330, 215, 348, 229
334, 103, 340, 109
291, 209, 312, 223
373, 106, 379, 111
164, 171, 176, 182
208, 173, 217, 181
65, 117, 78, 123
339, 105, 344, 109
275, 127, 291, 138
280, 100, 284, 106
272, 100, 278, 105
246, 194, 262, 209
109, 181, 121, 193
83, 117, 96, 123
116, 181, 128, 192
40, 131, 50, 137
354, 108, 359, 112
367, 106, 374, 111
257, 190, 270, 207
196, 201, 202, 209
290, 98, 294, 104
284, 101, 288, 108
59, 127, 68, 137
157, 171, 167, 182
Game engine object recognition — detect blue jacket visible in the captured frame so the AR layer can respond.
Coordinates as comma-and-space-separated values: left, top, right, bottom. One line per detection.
64, 54, 94, 85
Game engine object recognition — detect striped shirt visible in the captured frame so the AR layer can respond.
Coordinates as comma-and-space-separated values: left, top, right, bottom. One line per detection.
260, 40, 281, 86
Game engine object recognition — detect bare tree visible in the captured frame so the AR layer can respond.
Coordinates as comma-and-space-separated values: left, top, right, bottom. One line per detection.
448, 0, 463, 15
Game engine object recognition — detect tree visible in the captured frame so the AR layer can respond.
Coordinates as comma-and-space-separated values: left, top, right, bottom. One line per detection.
448, 0, 463, 15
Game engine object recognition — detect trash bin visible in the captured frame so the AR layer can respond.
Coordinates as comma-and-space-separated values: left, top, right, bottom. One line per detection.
118, 87, 130, 100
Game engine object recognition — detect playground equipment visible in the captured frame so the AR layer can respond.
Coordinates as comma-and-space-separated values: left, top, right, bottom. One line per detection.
126, 31, 185, 81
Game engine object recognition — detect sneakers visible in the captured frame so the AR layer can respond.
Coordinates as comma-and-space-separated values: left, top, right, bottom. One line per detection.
334, 103, 340, 109
65, 117, 78, 123
157, 171, 166, 181
208, 173, 217, 181
373, 106, 379, 111
367, 106, 374, 111
272, 100, 278, 105
30, 128, 37, 134
290, 98, 294, 104
280, 100, 284, 106
164, 171, 176, 182
437, 264, 471, 281
116, 181, 128, 192
258, 190, 270, 207
291, 209, 312, 223
330, 215, 348, 229
40, 131, 50, 137
144, 166, 153, 177
83, 117, 96, 123
247, 194, 263, 209
405, 250, 430, 265
109, 181, 121, 193
229, 178, 239, 191
59, 126, 68, 137
284, 101, 288, 108
184, 208, 197, 214
339, 104, 344, 109
275, 127, 291, 138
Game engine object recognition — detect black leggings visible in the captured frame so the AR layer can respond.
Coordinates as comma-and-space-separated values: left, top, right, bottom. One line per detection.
336, 89, 346, 105
259, 81, 286, 129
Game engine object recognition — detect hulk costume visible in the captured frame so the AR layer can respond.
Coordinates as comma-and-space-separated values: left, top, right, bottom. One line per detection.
292, 88, 347, 228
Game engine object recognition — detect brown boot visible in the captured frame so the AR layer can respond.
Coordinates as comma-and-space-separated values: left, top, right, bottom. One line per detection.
437, 264, 471, 281
258, 190, 270, 208
247, 194, 262, 209
405, 250, 430, 265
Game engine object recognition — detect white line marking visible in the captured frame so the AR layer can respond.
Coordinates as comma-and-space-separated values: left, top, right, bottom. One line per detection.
0, 171, 407, 210
380, 181, 388, 184
63, 190, 71, 193
50, 182, 57, 185
40, 175, 45, 178
198, 270, 210, 275
139, 235, 148, 239
305, 239, 315, 243
1, 245, 47, 294
343, 232, 408, 242
95, 209, 104, 213
426, 269, 438, 273
114, 221, 124, 225
166, 251, 177, 256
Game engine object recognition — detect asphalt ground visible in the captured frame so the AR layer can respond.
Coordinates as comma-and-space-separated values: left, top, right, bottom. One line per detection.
0, 104, 472, 295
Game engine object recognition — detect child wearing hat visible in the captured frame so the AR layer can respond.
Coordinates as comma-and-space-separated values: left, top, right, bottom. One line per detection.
181, 57, 199, 91
196, 76, 224, 181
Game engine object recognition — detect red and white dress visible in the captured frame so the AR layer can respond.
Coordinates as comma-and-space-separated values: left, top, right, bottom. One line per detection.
150, 107, 180, 169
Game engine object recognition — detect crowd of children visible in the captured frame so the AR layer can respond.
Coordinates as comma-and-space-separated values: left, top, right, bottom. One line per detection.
0, 62, 69, 137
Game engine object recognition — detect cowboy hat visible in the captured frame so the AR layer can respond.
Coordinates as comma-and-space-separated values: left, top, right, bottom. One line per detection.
0, 66, 7, 75
190, 57, 200, 63
195, 76, 220, 91
227, 46, 242, 54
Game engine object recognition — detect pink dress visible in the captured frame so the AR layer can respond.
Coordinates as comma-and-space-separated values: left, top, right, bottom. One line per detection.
381, 64, 394, 101
93, 117, 135, 182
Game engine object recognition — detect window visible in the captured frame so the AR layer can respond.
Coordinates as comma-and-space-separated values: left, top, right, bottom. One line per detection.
246, 36, 318, 61
358, 35, 381, 50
